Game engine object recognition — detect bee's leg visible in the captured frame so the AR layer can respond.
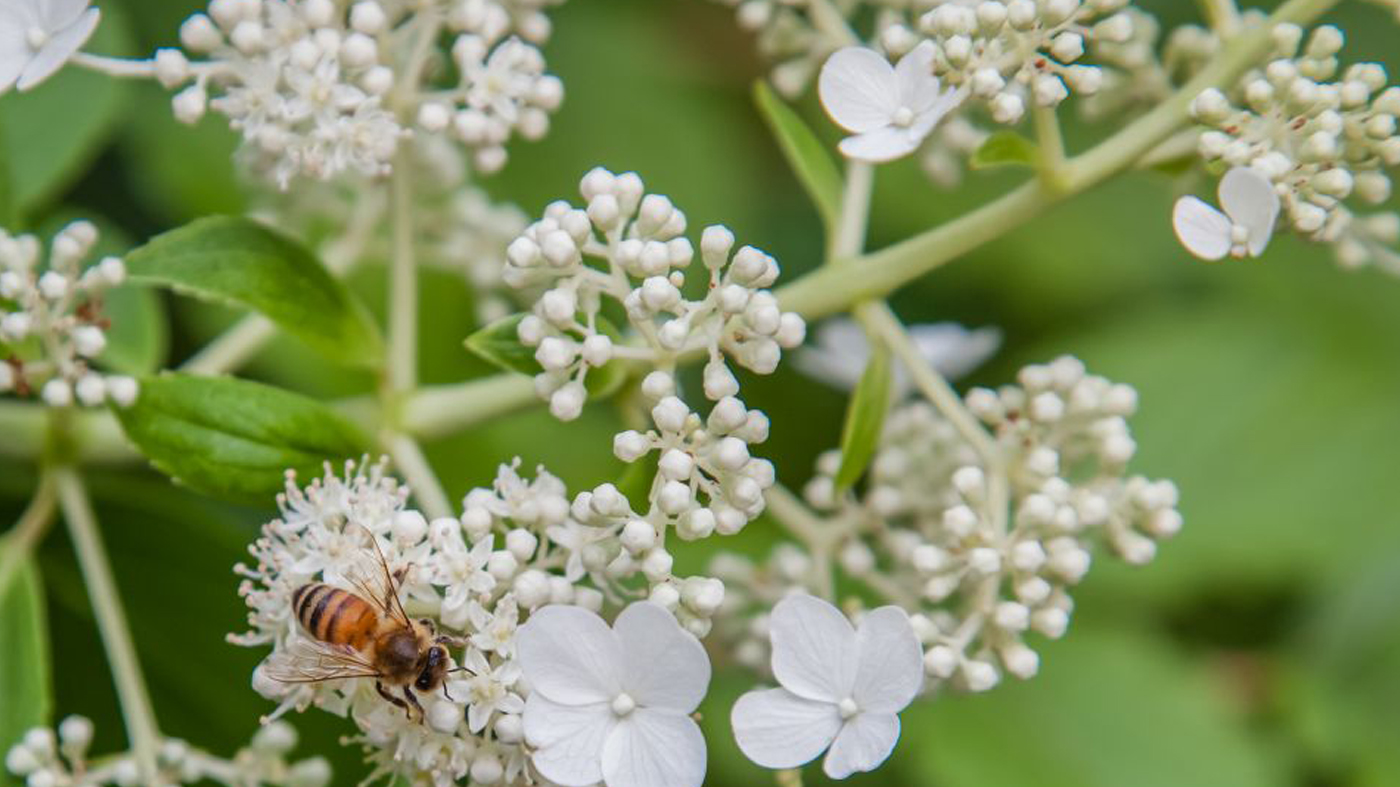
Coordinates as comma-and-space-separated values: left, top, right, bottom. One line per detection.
402, 686, 425, 723
442, 682, 455, 702
376, 681, 411, 719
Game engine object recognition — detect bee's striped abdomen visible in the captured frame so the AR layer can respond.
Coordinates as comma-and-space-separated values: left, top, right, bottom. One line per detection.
293, 583, 378, 650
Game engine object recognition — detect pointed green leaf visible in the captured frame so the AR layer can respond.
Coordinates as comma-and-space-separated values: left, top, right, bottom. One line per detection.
0, 551, 51, 779
124, 216, 382, 369
465, 314, 628, 398
112, 373, 368, 504
753, 81, 844, 229
971, 131, 1039, 170
834, 339, 892, 493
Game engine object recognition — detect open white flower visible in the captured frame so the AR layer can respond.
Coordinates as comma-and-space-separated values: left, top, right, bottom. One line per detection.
0, 0, 100, 94
518, 602, 711, 787
732, 594, 923, 779
795, 318, 1001, 397
1172, 167, 1281, 260
818, 42, 961, 163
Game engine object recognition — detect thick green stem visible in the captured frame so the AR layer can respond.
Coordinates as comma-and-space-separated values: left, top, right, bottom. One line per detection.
398, 374, 538, 439
1198, 0, 1243, 37
831, 161, 873, 262
180, 316, 276, 376
54, 467, 160, 783
764, 483, 837, 599
1032, 103, 1068, 188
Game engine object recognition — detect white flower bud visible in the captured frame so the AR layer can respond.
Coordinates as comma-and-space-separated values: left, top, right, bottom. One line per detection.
677, 507, 716, 539
682, 576, 725, 615
701, 225, 735, 268
713, 436, 750, 472
703, 359, 740, 400
72, 325, 107, 358
657, 480, 693, 516
57, 716, 93, 752
971, 67, 1006, 97
37, 271, 67, 300
506, 528, 538, 560
924, 645, 958, 678
1190, 88, 1231, 123
613, 430, 650, 463
1001, 643, 1040, 679
962, 659, 1000, 691
97, 256, 125, 285
487, 550, 518, 580
643, 548, 674, 581
1050, 32, 1084, 63
620, 519, 656, 554
968, 547, 1002, 575
580, 334, 613, 367
427, 699, 463, 734
590, 483, 628, 517
539, 288, 576, 325
72, 374, 104, 407
651, 396, 689, 433
839, 540, 876, 576
943, 504, 979, 537
658, 448, 695, 481
514, 569, 552, 608
42, 379, 73, 408
1032, 607, 1070, 638
351, 2, 387, 33
180, 14, 222, 51
495, 713, 524, 744
1033, 74, 1068, 106
649, 581, 680, 609
1093, 12, 1133, 43
470, 752, 503, 785
107, 376, 138, 408
641, 371, 674, 400
991, 92, 1025, 124
1015, 576, 1052, 604
172, 84, 208, 124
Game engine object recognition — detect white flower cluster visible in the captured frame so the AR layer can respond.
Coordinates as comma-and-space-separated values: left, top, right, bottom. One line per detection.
433, 186, 530, 324
0, 221, 137, 409
1188, 24, 1400, 273
504, 167, 806, 422
880, 0, 1138, 125
4, 717, 329, 787
707, 0, 852, 97
161, 0, 564, 186
721, 357, 1181, 694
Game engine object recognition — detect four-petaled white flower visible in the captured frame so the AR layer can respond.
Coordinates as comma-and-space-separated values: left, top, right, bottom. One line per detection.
0, 0, 100, 94
732, 594, 923, 780
796, 318, 1001, 398
1172, 167, 1281, 261
819, 42, 961, 163
518, 602, 711, 787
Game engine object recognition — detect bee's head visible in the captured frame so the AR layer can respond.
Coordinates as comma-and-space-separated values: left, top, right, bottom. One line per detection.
414, 645, 449, 692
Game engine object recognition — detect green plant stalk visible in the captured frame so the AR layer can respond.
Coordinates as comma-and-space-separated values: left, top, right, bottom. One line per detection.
0, 473, 56, 597
763, 483, 838, 599
180, 316, 277, 376
1032, 103, 1068, 187
388, 157, 418, 395
53, 466, 160, 783
384, 431, 452, 520
1198, 0, 1243, 37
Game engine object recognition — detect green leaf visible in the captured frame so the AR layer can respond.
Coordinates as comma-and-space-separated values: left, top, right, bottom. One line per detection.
752, 81, 844, 230
971, 131, 1039, 170
465, 314, 628, 397
125, 216, 383, 369
905, 628, 1281, 787
0, 3, 134, 217
113, 373, 368, 504
833, 339, 892, 493
0, 551, 51, 778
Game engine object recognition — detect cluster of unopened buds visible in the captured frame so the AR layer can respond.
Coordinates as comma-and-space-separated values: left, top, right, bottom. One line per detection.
4, 717, 329, 787
1189, 23, 1400, 272
720, 356, 1181, 693
155, 0, 564, 186
503, 167, 806, 422
0, 221, 137, 409
879, 0, 1135, 124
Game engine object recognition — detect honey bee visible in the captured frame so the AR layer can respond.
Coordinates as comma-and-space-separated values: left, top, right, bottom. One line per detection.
269, 527, 460, 721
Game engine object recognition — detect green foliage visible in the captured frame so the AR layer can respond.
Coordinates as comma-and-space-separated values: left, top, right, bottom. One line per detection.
0, 551, 51, 786
970, 131, 1039, 170
112, 374, 367, 504
752, 81, 844, 231
833, 338, 891, 494
125, 216, 383, 369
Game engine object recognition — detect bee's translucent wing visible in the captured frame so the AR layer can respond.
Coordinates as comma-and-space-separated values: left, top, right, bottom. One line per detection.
342, 525, 413, 630
263, 638, 382, 684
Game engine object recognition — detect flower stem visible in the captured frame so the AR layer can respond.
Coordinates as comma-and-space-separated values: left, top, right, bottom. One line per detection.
1032, 103, 1067, 187
387, 158, 417, 395
69, 52, 157, 79
764, 484, 836, 599
1197, 0, 1243, 37
830, 161, 873, 263
0, 473, 57, 597
53, 467, 160, 784
805, 0, 860, 48
180, 316, 277, 375
397, 374, 538, 439
384, 431, 453, 520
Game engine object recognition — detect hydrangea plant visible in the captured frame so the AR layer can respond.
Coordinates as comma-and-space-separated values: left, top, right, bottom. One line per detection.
1, 0, 1394, 785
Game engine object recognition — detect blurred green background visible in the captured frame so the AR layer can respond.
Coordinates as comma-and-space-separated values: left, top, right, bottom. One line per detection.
3, 0, 1400, 784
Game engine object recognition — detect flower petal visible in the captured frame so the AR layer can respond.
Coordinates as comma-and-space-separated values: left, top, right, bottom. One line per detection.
18, 7, 99, 91
0, 8, 33, 94
822, 712, 901, 780
894, 41, 942, 114
793, 318, 870, 391
523, 694, 615, 787
908, 85, 962, 143
601, 709, 706, 787
1171, 195, 1232, 261
838, 126, 919, 163
614, 601, 711, 713
517, 604, 622, 704
819, 47, 898, 134
851, 606, 923, 714
770, 593, 857, 703
732, 687, 842, 770
909, 323, 1001, 381
41, 0, 92, 30
1218, 166, 1279, 256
